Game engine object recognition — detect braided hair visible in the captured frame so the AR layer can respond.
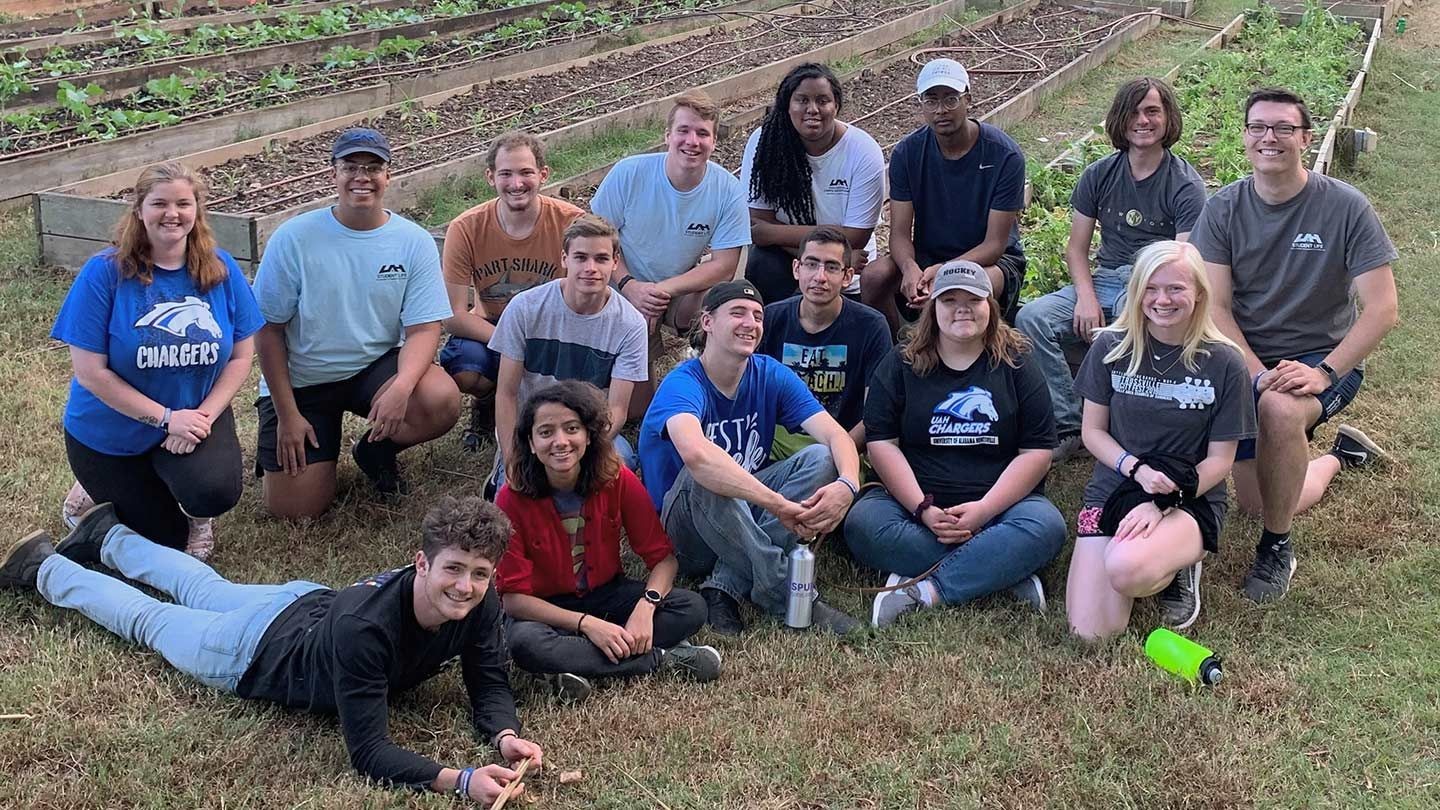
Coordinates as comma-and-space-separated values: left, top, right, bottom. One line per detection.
750, 63, 843, 226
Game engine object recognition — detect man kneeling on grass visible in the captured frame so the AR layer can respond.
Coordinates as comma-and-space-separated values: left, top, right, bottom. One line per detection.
1, 496, 543, 805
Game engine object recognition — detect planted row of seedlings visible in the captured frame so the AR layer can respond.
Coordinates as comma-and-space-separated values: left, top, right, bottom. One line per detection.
1019, 5, 1376, 300
0, 0, 754, 158
36, 0, 964, 267
0, 0, 326, 39
1, 0, 420, 44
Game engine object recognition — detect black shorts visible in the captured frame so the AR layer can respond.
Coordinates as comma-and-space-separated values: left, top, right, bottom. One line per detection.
899, 253, 1027, 324
254, 348, 400, 474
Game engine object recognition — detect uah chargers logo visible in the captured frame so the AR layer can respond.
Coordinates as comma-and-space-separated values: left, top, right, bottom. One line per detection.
935, 386, 999, 421
135, 296, 222, 338
929, 386, 999, 446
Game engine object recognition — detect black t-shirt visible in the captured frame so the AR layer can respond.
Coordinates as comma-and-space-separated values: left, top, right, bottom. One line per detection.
865, 347, 1056, 507
757, 295, 892, 430
237, 567, 520, 789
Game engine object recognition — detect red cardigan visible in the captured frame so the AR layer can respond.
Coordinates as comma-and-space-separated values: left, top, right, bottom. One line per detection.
495, 466, 675, 599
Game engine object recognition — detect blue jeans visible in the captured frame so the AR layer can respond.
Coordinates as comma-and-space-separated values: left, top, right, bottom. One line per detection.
439, 335, 502, 380
843, 491, 1066, 604
1015, 265, 1132, 436
1236, 351, 1363, 461
662, 443, 837, 616
36, 525, 325, 692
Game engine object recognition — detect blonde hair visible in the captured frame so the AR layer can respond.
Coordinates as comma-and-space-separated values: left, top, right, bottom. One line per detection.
1100, 240, 1237, 374
901, 290, 1029, 376
667, 89, 720, 128
113, 162, 226, 292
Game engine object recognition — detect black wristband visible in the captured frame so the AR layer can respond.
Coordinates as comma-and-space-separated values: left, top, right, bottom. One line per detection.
1317, 361, 1340, 387
617, 274, 635, 292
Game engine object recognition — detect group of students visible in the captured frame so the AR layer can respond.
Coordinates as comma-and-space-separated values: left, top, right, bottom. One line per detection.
0, 57, 1398, 804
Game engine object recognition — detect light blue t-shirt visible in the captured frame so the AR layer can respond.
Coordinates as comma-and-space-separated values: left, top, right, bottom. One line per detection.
52, 248, 264, 455
638, 354, 823, 511
252, 208, 451, 394
591, 153, 750, 283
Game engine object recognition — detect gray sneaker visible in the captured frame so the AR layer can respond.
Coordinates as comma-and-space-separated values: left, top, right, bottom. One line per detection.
1243, 540, 1297, 604
1052, 433, 1084, 463
1009, 574, 1047, 613
1158, 559, 1202, 630
543, 672, 592, 703
873, 584, 927, 628
870, 572, 902, 626
809, 599, 863, 635
660, 641, 722, 682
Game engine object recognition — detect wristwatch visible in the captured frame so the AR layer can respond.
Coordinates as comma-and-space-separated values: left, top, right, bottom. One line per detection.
1317, 361, 1341, 387
643, 588, 663, 606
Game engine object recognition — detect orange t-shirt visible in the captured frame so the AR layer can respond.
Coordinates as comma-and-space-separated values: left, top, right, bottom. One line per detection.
441, 195, 584, 322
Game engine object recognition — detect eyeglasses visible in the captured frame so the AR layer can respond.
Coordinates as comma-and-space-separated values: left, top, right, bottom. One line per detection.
336, 161, 388, 177
1243, 122, 1307, 138
918, 94, 964, 112
798, 257, 847, 275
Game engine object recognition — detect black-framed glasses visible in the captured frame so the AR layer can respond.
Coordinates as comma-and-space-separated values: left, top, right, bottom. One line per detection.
918, 94, 964, 112
1244, 122, 1307, 138
336, 161, 389, 177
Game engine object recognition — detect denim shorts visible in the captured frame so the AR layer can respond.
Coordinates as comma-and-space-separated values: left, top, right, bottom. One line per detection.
1236, 351, 1363, 461
439, 335, 502, 380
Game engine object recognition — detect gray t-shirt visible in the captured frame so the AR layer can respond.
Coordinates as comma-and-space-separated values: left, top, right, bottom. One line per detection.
1190, 172, 1397, 365
489, 279, 648, 407
1071, 149, 1207, 271
1075, 331, 1256, 547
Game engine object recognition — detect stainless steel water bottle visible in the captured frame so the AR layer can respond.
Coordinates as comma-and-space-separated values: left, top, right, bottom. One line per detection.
785, 540, 816, 629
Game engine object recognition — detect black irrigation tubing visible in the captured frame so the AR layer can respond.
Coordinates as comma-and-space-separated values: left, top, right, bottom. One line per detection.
0, 0, 738, 158
220, 4, 886, 213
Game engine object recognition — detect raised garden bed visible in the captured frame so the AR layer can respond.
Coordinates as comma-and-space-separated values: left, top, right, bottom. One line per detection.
0, 0, 320, 38
3, 0, 786, 200
36, 0, 964, 269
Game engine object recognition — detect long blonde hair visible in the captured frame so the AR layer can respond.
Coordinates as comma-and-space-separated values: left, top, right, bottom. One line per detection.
112, 162, 226, 292
1100, 240, 1237, 374
901, 290, 1029, 376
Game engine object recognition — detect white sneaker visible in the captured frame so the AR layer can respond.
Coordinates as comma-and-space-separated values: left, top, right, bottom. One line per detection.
871, 572, 902, 626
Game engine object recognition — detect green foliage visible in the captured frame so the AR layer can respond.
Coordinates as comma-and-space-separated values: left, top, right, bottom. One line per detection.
143, 75, 197, 108
373, 35, 428, 61
0, 56, 33, 107
54, 80, 103, 120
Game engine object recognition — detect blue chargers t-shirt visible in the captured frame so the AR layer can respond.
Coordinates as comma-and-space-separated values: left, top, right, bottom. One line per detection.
638, 355, 823, 511
51, 248, 264, 455
889, 122, 1026, 265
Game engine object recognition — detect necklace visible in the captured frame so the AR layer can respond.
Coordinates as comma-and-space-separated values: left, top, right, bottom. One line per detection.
1150, 342, 1185, 377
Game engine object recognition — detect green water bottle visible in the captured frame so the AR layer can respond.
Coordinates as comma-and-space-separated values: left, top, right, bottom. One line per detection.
1397, 16, 1407, 36
1145, 628, 1223, 686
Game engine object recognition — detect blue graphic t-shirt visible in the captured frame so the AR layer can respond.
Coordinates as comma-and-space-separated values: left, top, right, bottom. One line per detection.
52, 249, 264, 455
638, 355, 823, 511
864, 347, 1056, 507
757, 296, 891, 430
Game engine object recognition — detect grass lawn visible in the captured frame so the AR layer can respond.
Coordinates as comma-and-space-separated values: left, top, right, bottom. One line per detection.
3, 2, 1440, 807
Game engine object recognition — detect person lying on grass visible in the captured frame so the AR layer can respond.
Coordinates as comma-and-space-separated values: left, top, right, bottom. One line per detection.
0, 496, 543, 805
496, 380, 720, 703
1064, 241, 1255, 639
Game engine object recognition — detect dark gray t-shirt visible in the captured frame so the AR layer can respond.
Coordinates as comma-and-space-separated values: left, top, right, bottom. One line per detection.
1190, 172, 1398, 365
1071, 149, 1207, 270
1075, 331, 1256, 549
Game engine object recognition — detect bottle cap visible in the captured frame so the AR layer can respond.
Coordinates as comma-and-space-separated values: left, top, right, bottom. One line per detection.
1199, 657, 1223, 686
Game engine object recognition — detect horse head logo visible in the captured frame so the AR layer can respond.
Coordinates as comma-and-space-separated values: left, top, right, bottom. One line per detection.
935, 386, 999, 422
135, 296, 222, 339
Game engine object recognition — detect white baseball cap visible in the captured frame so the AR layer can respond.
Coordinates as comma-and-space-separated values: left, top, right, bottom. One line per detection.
930, 260, 991, 300
916, 59, 970, 95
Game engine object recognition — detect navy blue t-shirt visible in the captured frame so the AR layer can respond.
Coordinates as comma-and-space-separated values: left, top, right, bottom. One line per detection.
51, 249, 264, 455
757, 296, 891, 431
889, 122, 1026, 265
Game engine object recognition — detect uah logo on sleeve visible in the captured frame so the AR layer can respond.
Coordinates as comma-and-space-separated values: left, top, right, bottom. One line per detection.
929, 385, 999, 445
134, 296, 223, 369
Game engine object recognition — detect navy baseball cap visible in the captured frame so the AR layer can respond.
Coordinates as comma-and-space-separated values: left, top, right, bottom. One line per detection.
332, 128, 392, 162
702, 280, 764, 311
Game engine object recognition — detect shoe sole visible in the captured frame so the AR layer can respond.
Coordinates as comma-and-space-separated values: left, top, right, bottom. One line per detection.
872, 572, 902, 627
1166, 560, 1203, 631
1243, 557, 1298, 604
1337, 424, 1387, 462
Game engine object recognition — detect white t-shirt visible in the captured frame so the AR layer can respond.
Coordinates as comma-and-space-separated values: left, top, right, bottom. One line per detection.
739, 123, 886, 292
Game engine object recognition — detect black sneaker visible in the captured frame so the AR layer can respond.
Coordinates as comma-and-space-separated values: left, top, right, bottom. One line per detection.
352, 435, 408, 496
701, 587, 745, 636
55, 502, 119, 566
0, 531, 54, 589
660, 641, 722, 682
1330, 424, 1387, 470
543, 672, 592, 703
809, 600, 862, 635
1242, 540, 1297, 604
461, 394, 495, 453
1158, 559, 1202, 630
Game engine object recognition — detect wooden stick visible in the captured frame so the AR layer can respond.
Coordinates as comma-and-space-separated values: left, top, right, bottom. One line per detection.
0, 714, 33, 721
490, 757, 533, 810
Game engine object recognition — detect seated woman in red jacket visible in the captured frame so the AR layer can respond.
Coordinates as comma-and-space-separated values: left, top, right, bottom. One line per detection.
495, 380, 721, 702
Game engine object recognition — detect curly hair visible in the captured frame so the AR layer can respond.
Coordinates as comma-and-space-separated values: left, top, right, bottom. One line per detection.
901, 291, 1030, 376
506, 380, 621, 499
486, 130, 547, 170
112, 162, 226, 292
749, 63, 843, 226
421, 496, 511, 564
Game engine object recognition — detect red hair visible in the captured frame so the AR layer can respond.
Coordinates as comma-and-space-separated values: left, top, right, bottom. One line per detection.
112, 162, 226, 292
